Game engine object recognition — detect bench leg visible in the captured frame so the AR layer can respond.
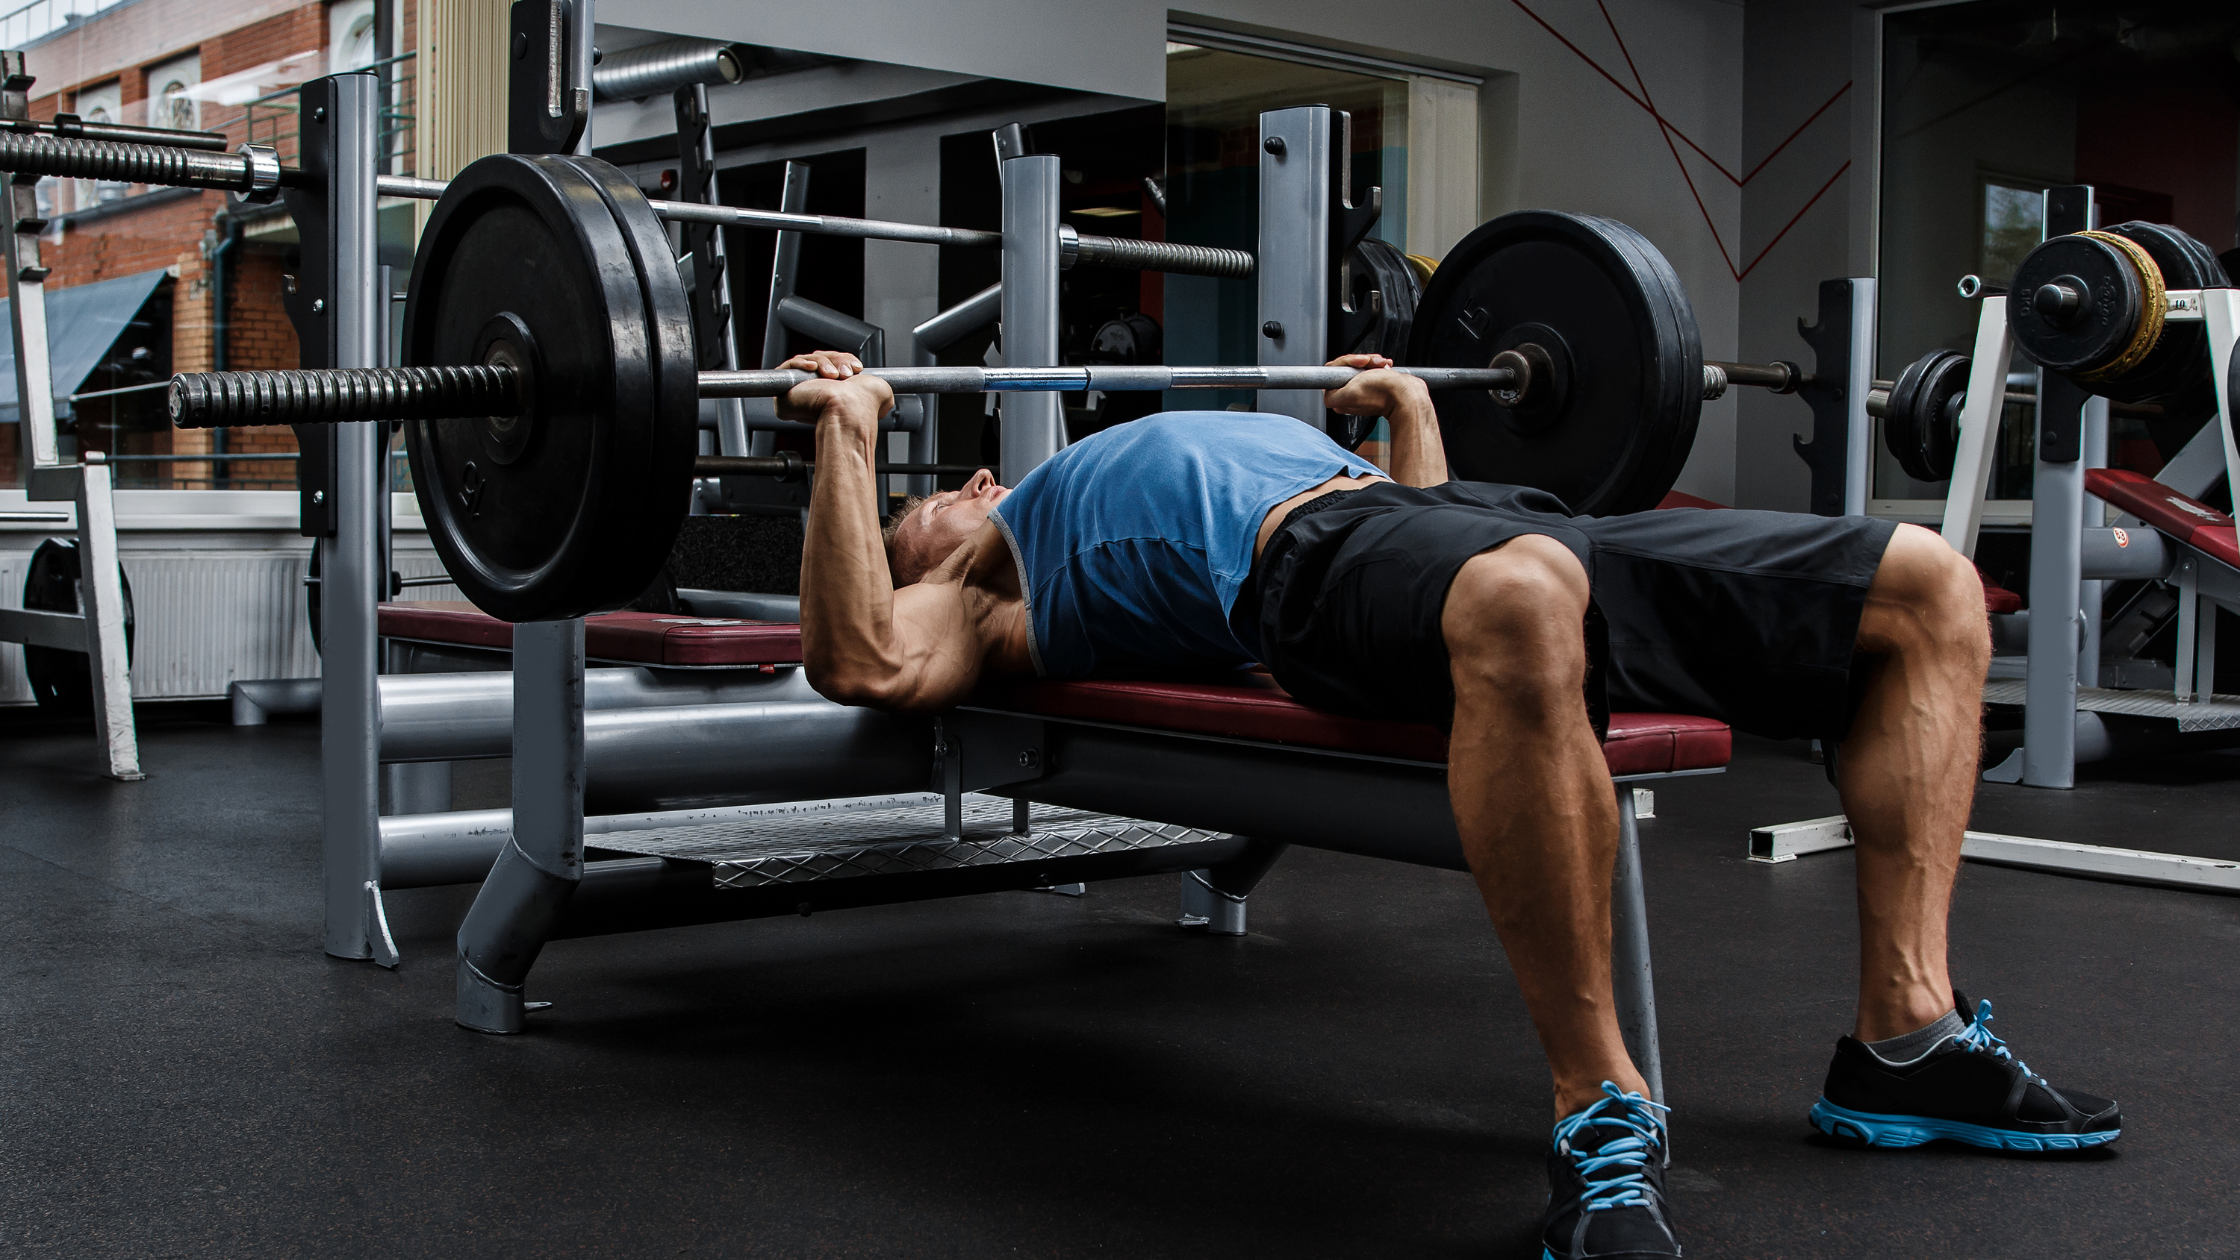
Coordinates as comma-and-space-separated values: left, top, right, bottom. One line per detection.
1178, 838, 1288, 936
456, 619, 586, 1033
1609, 787, 1665, 1105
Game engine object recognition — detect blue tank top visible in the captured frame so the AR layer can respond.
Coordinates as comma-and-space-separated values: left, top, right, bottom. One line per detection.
987, 412, 1385, 677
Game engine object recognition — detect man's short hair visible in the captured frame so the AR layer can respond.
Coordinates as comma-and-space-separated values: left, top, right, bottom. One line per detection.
882, 494, 929, 584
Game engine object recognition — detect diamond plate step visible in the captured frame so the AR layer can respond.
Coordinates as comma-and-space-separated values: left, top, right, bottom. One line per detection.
1982, 680, 2240, 732
593, 797, 1227, 891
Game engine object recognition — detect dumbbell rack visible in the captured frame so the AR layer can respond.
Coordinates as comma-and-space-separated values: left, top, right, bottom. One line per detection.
0, 52, 140, 781
1939, 185, 2240, 790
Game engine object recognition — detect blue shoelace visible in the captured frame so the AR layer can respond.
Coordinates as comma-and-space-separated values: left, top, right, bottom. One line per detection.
1953, 999, 2037, 1079
1551, 1081, 1671, 1212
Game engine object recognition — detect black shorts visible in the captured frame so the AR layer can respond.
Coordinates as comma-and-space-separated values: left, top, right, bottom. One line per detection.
1235, 481, 1900, 741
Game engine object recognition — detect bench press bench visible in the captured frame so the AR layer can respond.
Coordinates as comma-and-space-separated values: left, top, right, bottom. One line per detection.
371, 600, 1730, 1097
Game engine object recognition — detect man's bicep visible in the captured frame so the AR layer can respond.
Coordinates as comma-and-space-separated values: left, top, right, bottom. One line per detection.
889, 581, 987, 710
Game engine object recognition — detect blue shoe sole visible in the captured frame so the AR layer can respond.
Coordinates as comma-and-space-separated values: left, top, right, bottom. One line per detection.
1810, 1099, 2119, 1151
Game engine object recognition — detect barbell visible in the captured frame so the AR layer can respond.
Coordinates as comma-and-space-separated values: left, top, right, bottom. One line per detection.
147, 153, 1828, 621
0, 129, 1254, 279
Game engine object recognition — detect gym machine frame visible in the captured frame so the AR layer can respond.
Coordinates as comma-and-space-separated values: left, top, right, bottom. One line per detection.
141, 50, 1745, 1101
1934, 185, 2240, 790
1755, 184, 2240, 896
0, 51, 141, 781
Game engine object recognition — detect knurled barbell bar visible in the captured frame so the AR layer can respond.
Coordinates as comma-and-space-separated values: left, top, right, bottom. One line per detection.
151, 156, 1825, 622
0, 112, 231, 152
0, 129, 1254, 279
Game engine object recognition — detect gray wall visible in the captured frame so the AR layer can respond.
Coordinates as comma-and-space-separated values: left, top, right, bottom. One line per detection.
599, 0, 1777, 502
1732, 0, 1879, 512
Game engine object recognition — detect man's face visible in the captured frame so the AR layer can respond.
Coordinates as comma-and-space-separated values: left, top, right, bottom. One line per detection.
893, 468, 1008, 583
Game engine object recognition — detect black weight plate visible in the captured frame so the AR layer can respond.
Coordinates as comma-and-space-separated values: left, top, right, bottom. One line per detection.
1330, 237, 1423, 451
22, 537, 133, 714
1883, 349, 1968, 483
403, 154, 693, 622
2096, 221, 2233, 410
575, 156, 701, 606
2008, 233, 2144, 376
1407, 210, 1701, 516
2098, 222, 2213, 405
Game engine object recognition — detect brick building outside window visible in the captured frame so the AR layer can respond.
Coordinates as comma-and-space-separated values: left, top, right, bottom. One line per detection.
0, 0, 414, 490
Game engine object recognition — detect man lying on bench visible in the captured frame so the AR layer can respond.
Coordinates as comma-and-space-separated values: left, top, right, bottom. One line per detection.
779, 349, 2120, 1260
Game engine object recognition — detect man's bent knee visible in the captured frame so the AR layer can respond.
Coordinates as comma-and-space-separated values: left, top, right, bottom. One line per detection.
1442, 536, 1592, 697
1860, 524, 1989, 666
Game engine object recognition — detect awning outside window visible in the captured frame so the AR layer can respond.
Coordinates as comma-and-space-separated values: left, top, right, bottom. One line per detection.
0, 267, 171, 424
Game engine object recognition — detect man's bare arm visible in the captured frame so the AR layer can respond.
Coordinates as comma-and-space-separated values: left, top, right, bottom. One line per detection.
1323, 353, 1449, 487
788, 354, 988, 711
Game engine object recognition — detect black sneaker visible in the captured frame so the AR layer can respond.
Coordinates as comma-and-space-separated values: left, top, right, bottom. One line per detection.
1541, 1081, 1681, 1260
1809, 995, 2121, 1152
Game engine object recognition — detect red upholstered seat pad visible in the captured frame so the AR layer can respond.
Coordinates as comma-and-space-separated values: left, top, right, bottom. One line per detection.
2086, 468, 2240, 571
376, 601, 803, 667
375, 606, 1731, 773
1979, 571, 2022, 615
971, 674, 1731, 775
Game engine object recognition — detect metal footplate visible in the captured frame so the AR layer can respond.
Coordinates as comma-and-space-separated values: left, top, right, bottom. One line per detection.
552, 797, 1249, 937
595, 797, 1225, 888
1982, 680, 2240, 732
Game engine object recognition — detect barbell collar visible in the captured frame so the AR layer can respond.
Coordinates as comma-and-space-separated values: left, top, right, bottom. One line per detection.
1704, 359, 1806, 394
0, 131, 305, 196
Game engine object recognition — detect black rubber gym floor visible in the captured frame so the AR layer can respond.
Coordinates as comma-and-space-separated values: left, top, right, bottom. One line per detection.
5, 709, 2235, 1257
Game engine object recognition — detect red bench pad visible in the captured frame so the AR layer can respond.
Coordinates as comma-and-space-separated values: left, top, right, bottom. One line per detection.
2086, 468, 2240, 571
377, 602, 803, 667
1980, 571, 2022, 615
970, 674, 1731, 775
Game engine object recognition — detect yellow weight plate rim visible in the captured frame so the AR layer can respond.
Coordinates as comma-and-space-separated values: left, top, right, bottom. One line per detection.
2072, 229, 2165, 384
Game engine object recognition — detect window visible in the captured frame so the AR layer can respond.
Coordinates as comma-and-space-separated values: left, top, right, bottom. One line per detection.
1979, 176, 2043, 288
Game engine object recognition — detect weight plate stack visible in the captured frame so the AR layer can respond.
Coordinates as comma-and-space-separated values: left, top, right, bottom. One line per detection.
1330, 237, 1423, 451
1408, 210, 1702, 517
403, 153, 698, 623
2008, 230, 2156, 382
1882, 349, 1970, 483
2093, 221, 2226, 412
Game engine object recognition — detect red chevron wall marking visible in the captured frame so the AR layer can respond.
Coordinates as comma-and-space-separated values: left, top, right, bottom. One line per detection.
1510, 0, 1854, 281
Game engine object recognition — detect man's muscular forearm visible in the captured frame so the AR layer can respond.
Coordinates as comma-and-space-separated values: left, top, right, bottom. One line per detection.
1384, 387, 1449, 487
1322, 353, 1448, 487
787, 359, 909, 705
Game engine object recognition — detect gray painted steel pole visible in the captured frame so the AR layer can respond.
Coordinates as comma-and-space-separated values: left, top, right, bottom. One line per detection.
999, 154, 1064, 485
2078, 395, 2109, 687
455, 617, 587, 1032
1256, 106, 1332, 427
1841, 279, 1877, 516
1609, 791, 1664, 1105
750, 161, 811, 458
2022, 373, 2087, 788
324, 74, 386, 961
